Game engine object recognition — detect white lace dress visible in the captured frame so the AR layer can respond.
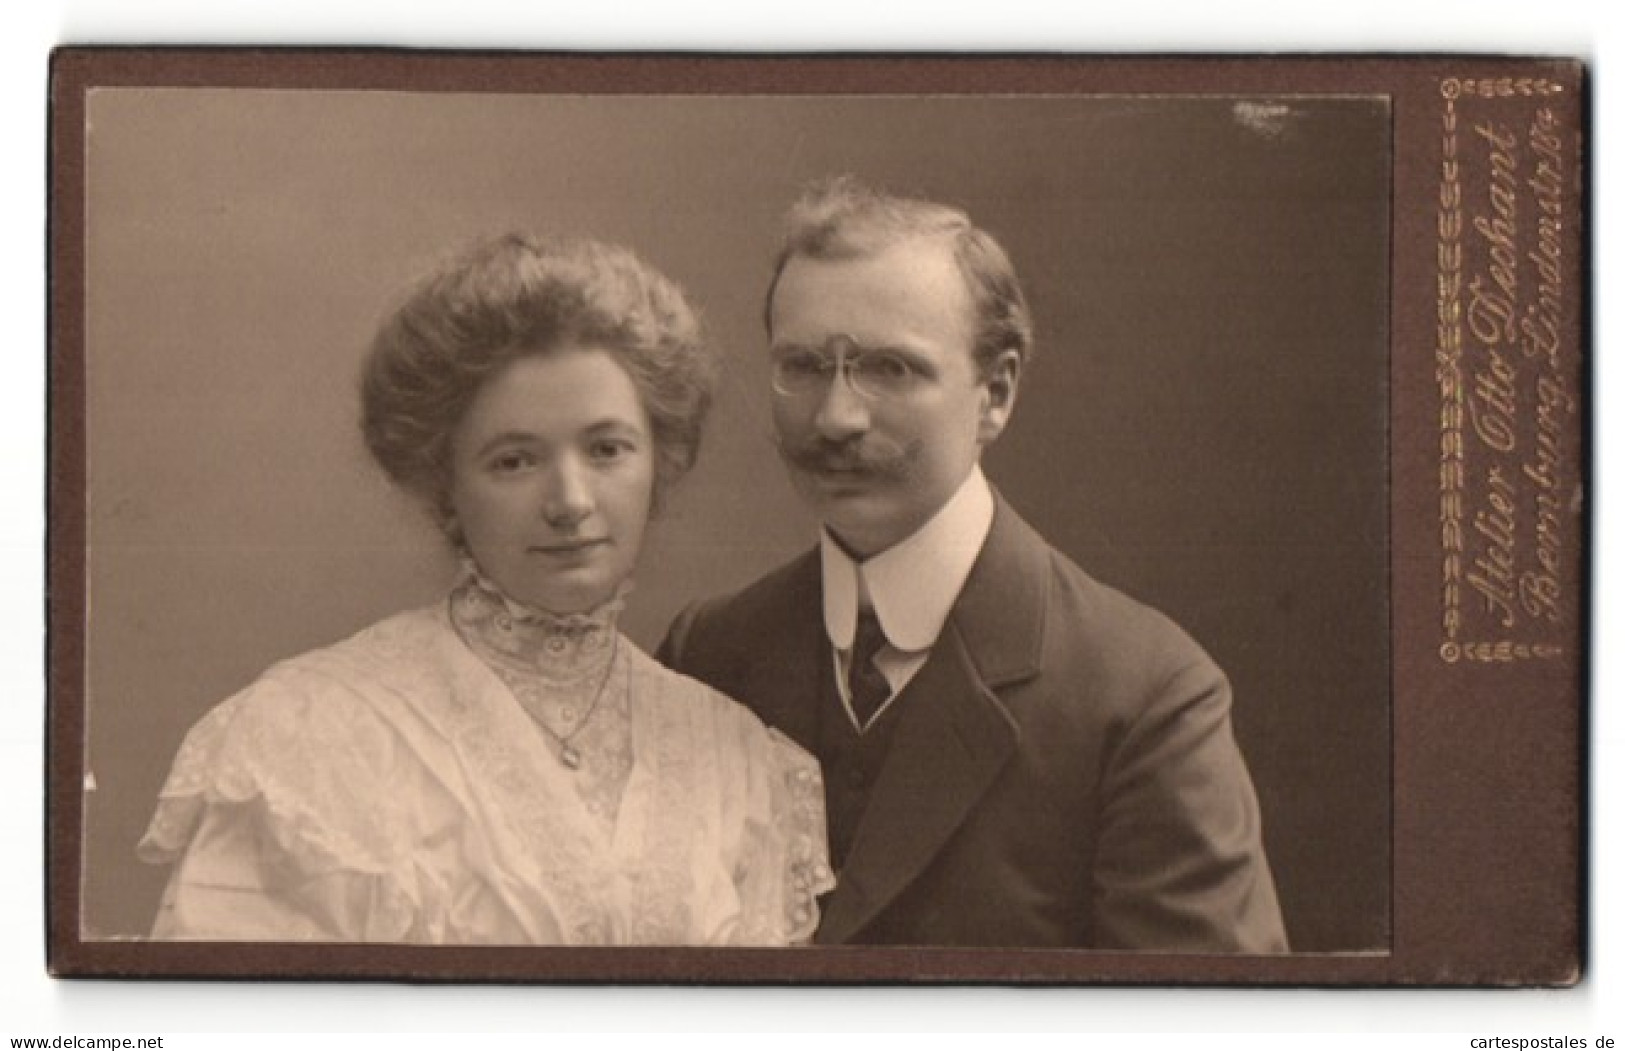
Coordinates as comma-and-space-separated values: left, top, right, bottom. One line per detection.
137, 574, 834, 945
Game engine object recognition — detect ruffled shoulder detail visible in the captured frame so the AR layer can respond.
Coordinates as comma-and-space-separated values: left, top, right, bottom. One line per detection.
137, 683, 423, 941
753, 727, 836, 944
681, 674, 833, 946
136, 614, 458, 940
614, 648, 834, 945
138, 668, 410, 875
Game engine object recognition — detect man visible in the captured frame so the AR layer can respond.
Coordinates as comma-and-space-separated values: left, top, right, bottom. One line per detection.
658, 177, 1287, 951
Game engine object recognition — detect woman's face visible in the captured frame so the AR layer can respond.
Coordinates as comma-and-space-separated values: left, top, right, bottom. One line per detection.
449, 347, 655, 613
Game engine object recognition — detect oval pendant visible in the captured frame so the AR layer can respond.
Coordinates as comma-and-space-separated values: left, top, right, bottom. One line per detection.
559, 743, 582, 770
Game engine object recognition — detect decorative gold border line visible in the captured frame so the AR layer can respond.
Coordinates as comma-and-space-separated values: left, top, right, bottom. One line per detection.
1445, 77, 1565, 100
1440, 641, 1565, 664
1437, 81, 1465, 648
1434, 76, 1566, 665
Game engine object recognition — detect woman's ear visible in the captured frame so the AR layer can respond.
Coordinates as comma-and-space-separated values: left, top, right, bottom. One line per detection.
434, 493, 464, 548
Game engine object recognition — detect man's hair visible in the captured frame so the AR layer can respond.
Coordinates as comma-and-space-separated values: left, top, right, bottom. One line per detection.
360, 232, 714, 536
764, 175, 1034, 377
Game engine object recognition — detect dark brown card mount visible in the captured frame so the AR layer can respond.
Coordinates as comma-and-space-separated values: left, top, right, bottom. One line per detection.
47, 51, 1588, 985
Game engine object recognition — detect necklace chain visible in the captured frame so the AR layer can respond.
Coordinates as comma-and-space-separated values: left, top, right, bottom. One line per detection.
525, 637, 618, 770
447, 577, 623, 773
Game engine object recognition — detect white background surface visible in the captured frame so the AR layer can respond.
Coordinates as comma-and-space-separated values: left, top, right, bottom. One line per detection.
3, 0, 1616, 1039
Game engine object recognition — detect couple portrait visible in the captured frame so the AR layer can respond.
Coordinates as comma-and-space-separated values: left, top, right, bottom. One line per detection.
78, 87, 1391, 963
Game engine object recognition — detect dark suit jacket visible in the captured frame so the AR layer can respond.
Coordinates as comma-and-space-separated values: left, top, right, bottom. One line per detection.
658, 496, 1287, 950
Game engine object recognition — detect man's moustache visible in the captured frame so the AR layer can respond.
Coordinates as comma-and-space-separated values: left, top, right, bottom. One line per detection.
776, 436, 916, 480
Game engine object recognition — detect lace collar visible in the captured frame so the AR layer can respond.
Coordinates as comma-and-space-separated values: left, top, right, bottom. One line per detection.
448, 560, 631, 686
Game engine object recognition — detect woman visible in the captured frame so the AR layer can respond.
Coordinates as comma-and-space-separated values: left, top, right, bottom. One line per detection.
138, 233, 834, 945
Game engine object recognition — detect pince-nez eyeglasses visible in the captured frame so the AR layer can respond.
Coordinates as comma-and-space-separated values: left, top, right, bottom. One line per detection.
769, 334, 924, 400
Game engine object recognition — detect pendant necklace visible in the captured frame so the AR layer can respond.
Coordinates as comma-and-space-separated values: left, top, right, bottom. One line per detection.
535, 635, 617, 770
446, 569, 627, 774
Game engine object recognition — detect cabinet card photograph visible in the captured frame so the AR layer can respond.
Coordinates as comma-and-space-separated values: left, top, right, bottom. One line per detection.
48, 52, 1585, 984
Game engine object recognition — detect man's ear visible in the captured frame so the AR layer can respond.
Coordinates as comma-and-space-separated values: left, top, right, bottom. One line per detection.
978, 347, 1023, 445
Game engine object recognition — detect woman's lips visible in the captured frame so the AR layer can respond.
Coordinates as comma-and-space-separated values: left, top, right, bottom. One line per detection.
529, 539, 607, 556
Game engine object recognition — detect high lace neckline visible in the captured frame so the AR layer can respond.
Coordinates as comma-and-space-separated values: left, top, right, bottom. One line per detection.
447, 561, 636, 803
447, 561, 631, 687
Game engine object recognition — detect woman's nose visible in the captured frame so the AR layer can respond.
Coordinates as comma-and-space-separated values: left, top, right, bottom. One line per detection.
812, 370, 872, 440
542, 457, 594, 528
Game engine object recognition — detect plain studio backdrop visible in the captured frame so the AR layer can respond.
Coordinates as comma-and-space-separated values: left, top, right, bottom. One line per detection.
80, 89, 1389, 951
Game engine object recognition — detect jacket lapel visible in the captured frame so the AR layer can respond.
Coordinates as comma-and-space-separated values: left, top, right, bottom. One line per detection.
814, 493, 1051, 943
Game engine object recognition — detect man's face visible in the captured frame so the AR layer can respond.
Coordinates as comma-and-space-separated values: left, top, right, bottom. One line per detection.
768, 238, 1017, 558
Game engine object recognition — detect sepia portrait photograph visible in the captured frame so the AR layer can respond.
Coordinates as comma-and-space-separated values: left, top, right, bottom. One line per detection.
47, 52, 1582, 987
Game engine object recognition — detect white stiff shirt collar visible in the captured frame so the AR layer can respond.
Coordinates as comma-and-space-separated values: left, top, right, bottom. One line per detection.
821, 465, 996, 653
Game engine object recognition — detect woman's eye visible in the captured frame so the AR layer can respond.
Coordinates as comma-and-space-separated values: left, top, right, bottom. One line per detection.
489, 451, 534, 474
590, 439, 635, 462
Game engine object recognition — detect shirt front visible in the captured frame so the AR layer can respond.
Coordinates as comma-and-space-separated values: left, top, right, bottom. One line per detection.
820, 465, 995, 732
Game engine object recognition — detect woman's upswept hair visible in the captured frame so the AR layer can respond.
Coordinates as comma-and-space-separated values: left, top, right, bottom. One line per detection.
361, 232, 714, 534
764, 175, 1034, 376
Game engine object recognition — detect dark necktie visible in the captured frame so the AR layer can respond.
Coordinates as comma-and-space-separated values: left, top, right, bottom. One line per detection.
848, 607, 892, 727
